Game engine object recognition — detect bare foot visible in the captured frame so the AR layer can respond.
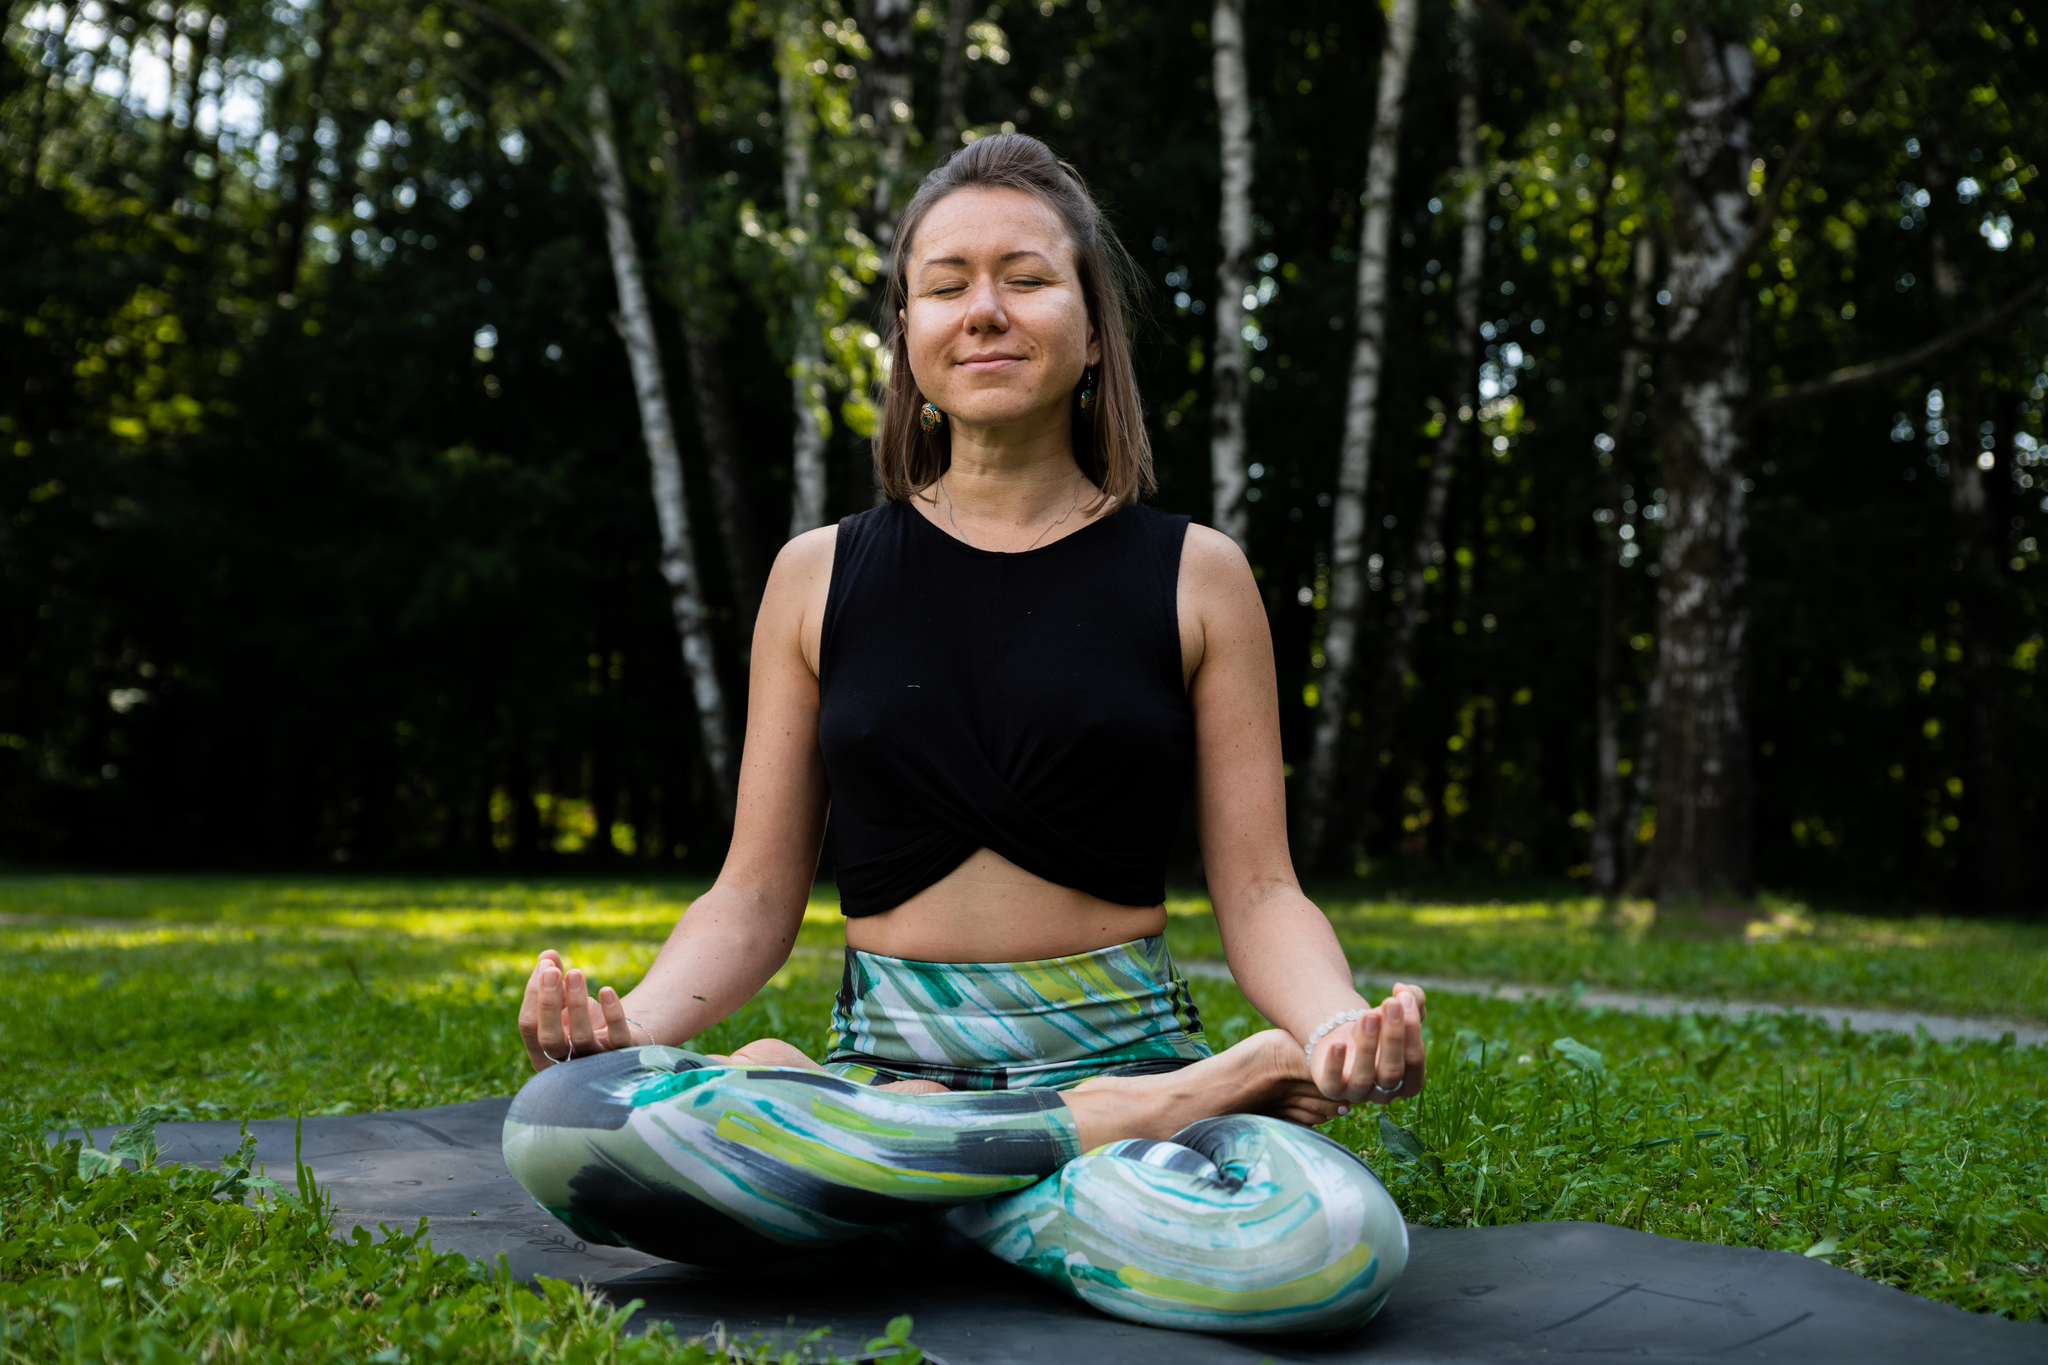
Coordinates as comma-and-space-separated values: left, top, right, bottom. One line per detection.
719, 1039, 950, 1094
1064, 1030, 1340, 1150
724, 1037, 824, 1069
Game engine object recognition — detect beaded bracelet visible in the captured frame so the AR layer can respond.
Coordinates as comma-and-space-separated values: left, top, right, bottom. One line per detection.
1302, 1007, 1368, 1058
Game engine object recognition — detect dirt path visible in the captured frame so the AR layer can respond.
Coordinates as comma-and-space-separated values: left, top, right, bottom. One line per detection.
1178, 960, 2048, 1047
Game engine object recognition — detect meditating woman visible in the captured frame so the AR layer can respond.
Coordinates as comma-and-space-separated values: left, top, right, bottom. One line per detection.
503, 133, 1426, 1336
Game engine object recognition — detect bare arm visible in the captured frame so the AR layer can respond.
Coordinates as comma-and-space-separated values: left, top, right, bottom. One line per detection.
1181, 525, 1426, 1103
518, 526, 837, 1069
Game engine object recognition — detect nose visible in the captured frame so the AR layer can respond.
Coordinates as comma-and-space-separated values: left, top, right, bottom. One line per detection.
963, 275, 1008, 335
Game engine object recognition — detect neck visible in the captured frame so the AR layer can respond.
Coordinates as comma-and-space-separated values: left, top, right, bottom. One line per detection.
929, 406, 1103, 538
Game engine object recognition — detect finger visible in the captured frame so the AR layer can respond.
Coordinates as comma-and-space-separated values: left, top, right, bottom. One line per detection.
1394, 981, 1428, 1021
597, 986, 635, 1050
565, 969, 599, 1051
1282, 1097, 1346, 1126
1349, 1009, 1383, 1099
1402, 992, 1426, 1065
1374, 997, 1408, 1097
1401, 992, 1428, 1096
531, 961, 567, 1068
1314, 1034, 1344, 1098
518, 955, 548, 1042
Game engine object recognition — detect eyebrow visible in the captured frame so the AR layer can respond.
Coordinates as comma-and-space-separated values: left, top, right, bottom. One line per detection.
918, 250, 1057, 270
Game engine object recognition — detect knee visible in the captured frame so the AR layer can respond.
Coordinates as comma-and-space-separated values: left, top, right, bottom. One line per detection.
502, 1046, 685, 1204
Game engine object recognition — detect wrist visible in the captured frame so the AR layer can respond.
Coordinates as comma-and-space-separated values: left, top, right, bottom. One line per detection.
1302, 1005, 1370, 1058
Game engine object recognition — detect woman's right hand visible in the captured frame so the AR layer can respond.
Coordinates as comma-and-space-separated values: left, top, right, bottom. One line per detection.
517, 949, 643, 1071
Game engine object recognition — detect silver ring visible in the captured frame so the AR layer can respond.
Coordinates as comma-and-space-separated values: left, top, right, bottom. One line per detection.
1370, 1079, 1401, 1097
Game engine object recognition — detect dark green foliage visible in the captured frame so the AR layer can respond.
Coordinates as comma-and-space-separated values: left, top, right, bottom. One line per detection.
1, 1, 2044, 900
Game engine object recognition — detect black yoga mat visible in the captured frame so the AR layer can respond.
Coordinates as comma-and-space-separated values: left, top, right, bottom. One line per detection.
75, 1098, 2042, 1365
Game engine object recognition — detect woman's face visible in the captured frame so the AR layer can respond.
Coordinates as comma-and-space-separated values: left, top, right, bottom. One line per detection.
900, 186, 1101, 435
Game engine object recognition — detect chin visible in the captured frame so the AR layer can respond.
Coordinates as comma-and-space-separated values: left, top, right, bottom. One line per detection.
944, 395, 1059, 429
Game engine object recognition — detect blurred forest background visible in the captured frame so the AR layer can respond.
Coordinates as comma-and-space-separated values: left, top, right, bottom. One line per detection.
2, 0, 2043, 911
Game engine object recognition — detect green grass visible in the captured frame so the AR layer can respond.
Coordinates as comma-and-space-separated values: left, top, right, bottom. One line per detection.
1164, 888, 2048, 1023
1, 872, 2045, 1361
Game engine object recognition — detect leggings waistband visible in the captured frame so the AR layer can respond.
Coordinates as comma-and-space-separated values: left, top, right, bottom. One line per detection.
824, 934, 1210, 1090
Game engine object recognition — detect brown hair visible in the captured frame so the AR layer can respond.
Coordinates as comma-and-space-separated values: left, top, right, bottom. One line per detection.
874, 133, 1152, 511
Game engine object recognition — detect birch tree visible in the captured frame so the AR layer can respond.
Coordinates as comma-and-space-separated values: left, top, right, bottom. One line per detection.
1296, 0, 1419, 870
441, 0, 735, 812
1638, 14, 1764, 902
859, 0, 915, 245
776, 10, 830, 538
1207, 0, 1252, 551
1348, 0, 1487, 833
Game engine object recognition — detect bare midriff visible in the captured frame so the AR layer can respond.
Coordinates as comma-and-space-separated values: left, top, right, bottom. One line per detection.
842, 846, 1168, 963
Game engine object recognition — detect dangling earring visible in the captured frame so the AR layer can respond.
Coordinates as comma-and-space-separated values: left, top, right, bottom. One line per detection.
1078, 367, 1098, 418
919, 400, 945, 432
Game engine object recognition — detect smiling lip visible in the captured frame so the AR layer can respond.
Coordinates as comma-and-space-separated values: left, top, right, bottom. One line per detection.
957, 352, 1025, 370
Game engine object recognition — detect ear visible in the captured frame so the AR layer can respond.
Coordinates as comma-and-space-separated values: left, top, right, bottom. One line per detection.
898, 307, 907, 330
1084, 318, 1102, 368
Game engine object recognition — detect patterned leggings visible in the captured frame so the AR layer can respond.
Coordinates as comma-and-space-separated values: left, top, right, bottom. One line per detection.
501, 939, 1408, 1335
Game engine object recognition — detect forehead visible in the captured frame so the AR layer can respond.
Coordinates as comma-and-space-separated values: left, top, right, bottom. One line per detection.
911, 186, 1077, 269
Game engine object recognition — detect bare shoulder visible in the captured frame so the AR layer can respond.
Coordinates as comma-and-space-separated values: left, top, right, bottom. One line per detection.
1180, 522, 1253, 587
1175, 522, 1267, 682
771, 523, 839, 582
1178, 522, 1262, 619
762, 522, 840, 674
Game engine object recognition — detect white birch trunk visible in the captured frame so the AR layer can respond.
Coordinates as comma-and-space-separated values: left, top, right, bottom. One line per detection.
863, 0, 914, 245
1347, 0, 1485, 836
1646, 32, 1757, 901
1208, 0, 1253, 551
778, 33, 828, 537
584, 82, 735, 812
1295, 0, 1419, 869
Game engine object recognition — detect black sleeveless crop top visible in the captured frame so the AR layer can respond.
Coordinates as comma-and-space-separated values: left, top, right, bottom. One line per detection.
817, 498, 1196, 918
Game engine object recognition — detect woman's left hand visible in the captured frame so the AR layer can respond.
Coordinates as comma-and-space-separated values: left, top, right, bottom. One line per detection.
1308, 982, 1427, 1106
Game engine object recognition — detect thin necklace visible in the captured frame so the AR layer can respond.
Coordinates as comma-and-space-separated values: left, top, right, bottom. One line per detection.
941, 468, 1082, 552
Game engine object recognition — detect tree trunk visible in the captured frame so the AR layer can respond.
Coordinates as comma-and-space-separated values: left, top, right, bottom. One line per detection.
1643, 28, 1757, 904
1589, 238, 1656, 896
1295, 0, 1418, 870
777, 26, 828, 538
583, 81, 736, 815
1348, 0, 1484, 835
1207, 0, 1253, 551
860, 0, 914, 245
653, 69, 766, 645
934, 0, 974, 148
